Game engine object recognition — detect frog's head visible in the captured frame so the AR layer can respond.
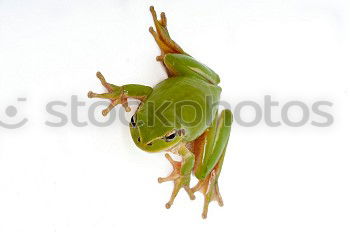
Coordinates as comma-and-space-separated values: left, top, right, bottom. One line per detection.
129, 112, 185, 153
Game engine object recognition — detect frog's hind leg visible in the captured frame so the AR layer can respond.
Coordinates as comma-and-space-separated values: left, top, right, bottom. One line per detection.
149, 6, 189, 63
192, 109, 233, 219
192, 149, 226, 219
148, 6, 221, 82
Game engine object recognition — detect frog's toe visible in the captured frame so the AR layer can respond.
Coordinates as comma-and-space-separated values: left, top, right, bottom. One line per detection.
150, 6, 167, 27
164, 175, 195, 209
158, 153, 180, 183
148, 6, 187, 59
87, 71, 134, 115
159, 153, 195, 209
160, 12, 167, 27
191, 170, 223, 219
185, 185, 196, 200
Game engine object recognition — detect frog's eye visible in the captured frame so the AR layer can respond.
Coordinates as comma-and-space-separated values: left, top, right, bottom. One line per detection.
164, 131, 177, 142
130, 114, 137, 128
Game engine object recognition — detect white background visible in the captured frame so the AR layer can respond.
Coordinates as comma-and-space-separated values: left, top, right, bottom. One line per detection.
0, 0, 349, 231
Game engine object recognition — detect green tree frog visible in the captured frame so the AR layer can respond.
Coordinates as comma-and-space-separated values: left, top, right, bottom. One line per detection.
88, 6, 233, 219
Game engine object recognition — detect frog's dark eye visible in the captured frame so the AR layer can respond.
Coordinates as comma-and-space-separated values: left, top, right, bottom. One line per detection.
130, 114, 137, 128
165, 131, 177, 142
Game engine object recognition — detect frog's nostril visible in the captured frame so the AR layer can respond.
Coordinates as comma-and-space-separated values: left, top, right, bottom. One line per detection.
137, 137, 140, 142
147, 142, 152, 146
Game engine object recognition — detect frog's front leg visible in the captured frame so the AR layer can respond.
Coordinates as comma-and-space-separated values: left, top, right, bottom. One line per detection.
192, 109, 233, 219
158, 145, 196, 209
87, 72, 153, 115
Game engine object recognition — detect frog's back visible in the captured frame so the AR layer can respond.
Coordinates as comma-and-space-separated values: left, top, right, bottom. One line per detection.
138, 76, 221, 142
150, 76, 221, 105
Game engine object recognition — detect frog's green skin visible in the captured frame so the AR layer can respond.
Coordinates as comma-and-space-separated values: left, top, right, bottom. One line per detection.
88, 6, 233, 219
132, 54, 221, 153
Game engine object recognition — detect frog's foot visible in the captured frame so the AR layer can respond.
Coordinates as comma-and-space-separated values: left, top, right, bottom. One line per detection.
87, 72, 131, 115
149, 6, 188, 61
158, 153, 195, 209
191, 170, 224, 219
